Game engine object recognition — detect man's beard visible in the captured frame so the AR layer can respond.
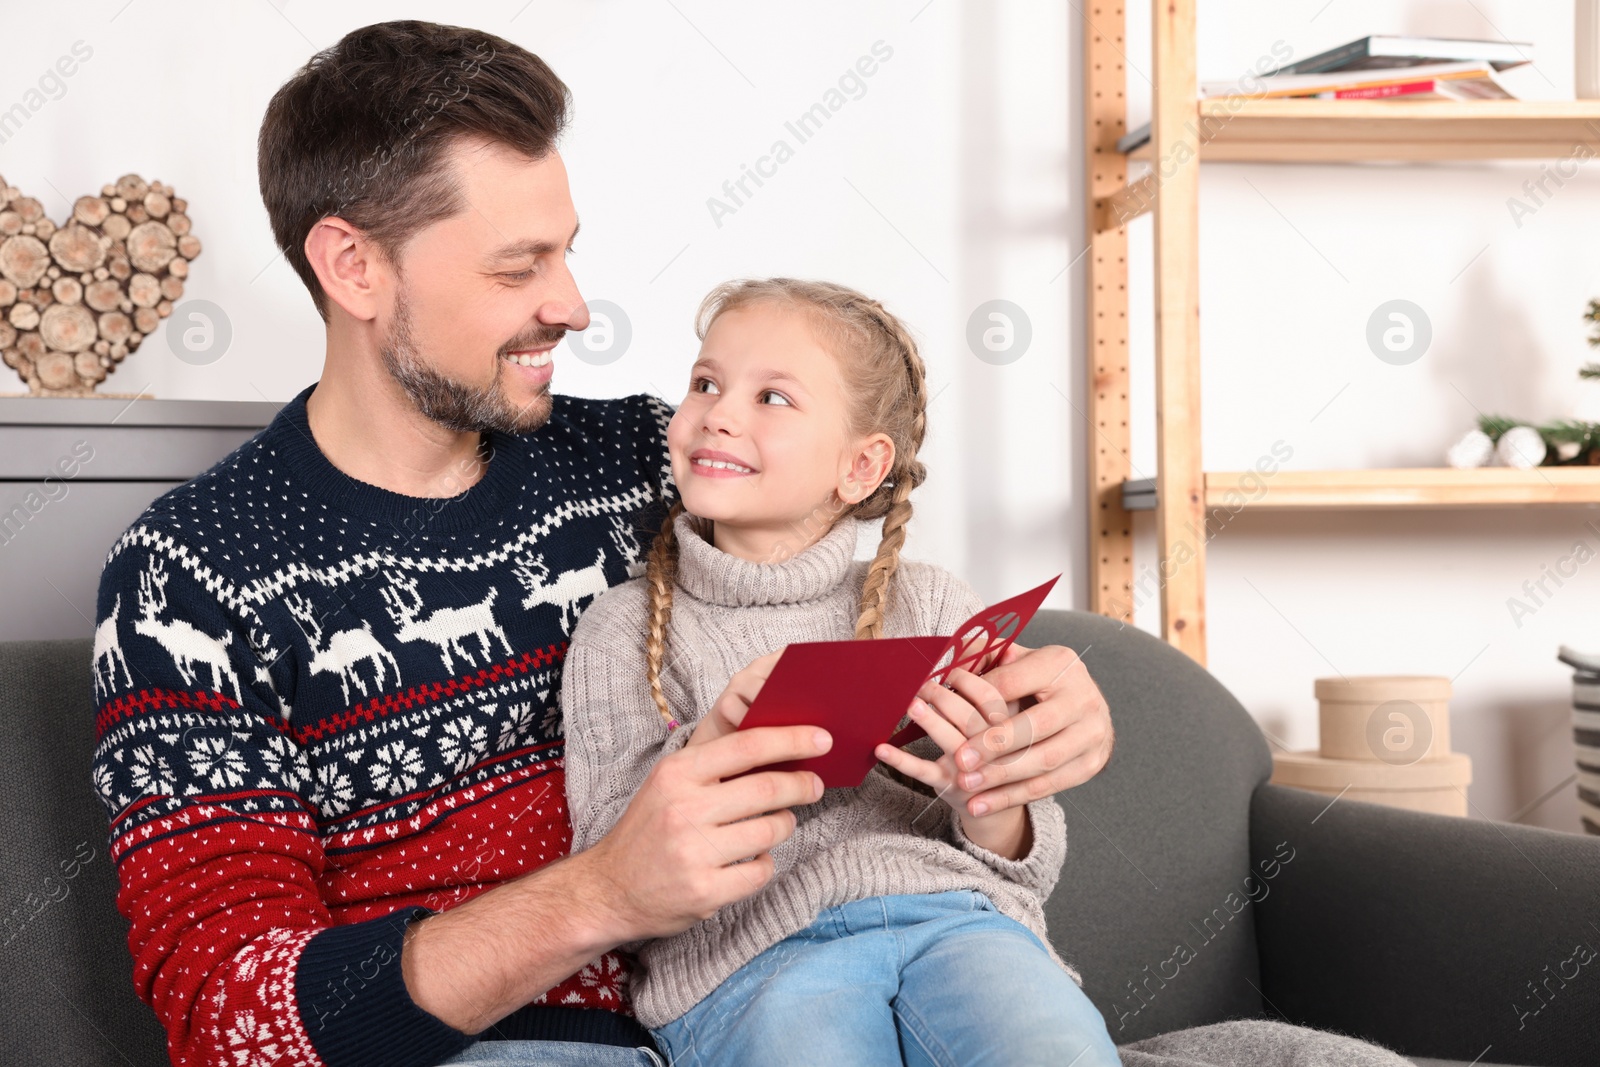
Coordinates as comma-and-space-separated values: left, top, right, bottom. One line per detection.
379, 285, 561, 436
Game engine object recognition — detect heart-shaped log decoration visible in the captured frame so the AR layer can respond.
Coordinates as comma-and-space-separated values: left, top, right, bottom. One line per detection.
0, 172, 202, 397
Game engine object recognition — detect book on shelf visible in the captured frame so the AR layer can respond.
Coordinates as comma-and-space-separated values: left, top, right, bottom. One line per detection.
1313, 73, 1513, 101
1117, 58, 1518, 153
1203, 61, 1514, 101
1266, 34, 1531, 75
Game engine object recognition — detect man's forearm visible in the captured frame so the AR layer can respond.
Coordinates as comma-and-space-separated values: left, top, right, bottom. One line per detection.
400, 849, 620, 1035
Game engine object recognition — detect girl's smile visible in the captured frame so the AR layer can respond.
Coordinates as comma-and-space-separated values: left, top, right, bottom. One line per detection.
689, 448, 759, 477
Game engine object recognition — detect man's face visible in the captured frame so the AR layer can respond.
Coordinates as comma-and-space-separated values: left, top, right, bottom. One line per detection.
380, 136, 588, 435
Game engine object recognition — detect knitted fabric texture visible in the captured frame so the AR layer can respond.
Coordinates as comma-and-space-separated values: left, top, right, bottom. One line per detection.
562, 509, 1075, 1029
1117, 1018, 1417, 1067
89, 383, 674, 1067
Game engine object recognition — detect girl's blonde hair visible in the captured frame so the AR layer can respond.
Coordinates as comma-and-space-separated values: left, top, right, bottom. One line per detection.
644, 278, 930, 728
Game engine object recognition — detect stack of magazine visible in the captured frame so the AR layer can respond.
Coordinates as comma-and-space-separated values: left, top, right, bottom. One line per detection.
1119, 35, 1533, 153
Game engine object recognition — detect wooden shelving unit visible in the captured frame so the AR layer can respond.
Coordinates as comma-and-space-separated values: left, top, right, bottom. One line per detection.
1128, 98, 1600, 164
1084, 5, 1600, 664
1125, 468, 1600, 512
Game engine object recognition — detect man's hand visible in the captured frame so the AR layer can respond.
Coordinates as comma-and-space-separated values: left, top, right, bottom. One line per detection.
581, 682, 828, 943
940, 643, 1113, 817
402, 655, 825, 1036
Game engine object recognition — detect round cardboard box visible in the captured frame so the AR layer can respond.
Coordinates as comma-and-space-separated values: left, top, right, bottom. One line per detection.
1271, 749, 1471, 818
1315, 675, 1452, 763
1278, 783, 1467, 818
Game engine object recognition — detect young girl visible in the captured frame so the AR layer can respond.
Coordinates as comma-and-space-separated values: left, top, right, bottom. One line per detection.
562, 279, 1120, 1067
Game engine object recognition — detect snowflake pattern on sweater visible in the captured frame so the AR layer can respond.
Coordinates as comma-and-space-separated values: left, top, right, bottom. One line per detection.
89, 383, 674, 1067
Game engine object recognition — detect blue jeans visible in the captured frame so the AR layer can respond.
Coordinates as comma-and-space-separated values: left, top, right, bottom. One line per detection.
651, 890, 1121, 1067
436, 1040, 664, 1066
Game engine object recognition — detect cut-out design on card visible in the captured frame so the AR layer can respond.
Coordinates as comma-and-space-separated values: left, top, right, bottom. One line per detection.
737, 575, 1059, 787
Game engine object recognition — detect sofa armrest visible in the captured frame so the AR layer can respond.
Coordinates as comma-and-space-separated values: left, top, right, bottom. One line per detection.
1250, 783, 1600, 1067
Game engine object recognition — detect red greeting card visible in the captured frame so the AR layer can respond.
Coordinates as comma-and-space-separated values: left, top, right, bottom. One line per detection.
736, 575, 1060, 787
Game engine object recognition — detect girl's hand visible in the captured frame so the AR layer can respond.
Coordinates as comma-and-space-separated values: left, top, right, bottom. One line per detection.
686, 651, 783, 748
874, 668, 1031, 860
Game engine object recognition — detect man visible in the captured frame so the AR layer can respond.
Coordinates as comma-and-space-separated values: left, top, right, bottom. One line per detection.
89, 20, 1113, 1067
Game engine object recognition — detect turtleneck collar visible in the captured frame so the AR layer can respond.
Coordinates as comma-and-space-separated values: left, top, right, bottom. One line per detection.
672, 510, 860, 608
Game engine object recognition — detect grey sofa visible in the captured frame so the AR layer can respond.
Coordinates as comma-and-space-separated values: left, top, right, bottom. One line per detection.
3, 611, 1596, 1066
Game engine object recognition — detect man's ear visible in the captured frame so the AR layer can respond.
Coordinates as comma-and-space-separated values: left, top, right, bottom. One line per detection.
838, 434, 895, 505
303, 216, 388, 323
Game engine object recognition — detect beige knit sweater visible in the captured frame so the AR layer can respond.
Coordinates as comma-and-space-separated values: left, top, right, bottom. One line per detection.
561, 511, 1074, 1029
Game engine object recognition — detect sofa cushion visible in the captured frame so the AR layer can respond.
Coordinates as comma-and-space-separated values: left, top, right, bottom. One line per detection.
1020, 610, 1274, 1043
0, 638, 171, 1066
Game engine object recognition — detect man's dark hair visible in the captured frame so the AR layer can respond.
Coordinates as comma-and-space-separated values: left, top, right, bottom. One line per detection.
258, 21, 571, 321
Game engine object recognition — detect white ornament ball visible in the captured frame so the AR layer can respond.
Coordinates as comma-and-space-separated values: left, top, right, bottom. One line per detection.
1497, 425, 1548, 469
1446, 428, 1493, 469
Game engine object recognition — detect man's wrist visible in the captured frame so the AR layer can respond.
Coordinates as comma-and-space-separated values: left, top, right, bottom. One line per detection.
547, 845, 634, 956
398, 850, 630, 1036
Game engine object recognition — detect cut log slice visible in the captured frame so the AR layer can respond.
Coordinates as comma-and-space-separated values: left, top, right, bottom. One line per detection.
110, 341, 128, 361
0, 321, 13, 348
1, 347, 19, 370
167, 213, 191, 237
125, 203, 148, 225
0, 211, 20, 236
115, 175, 150, 202
36, 350, 76, 391
39, 302, 97, 352
143, 191, 171, 219
168, 257, 188, 279
133, 306, 159, 334
108, 257, 131, 281
51, 277, 82, 305
0, 279, 14, 307
128, 272, 161, 308
84, 279, 123, 312
74, 350, 106, 382
11, 197, 43, 223
92, 339, 109, 355
74, 196, 111, 227
97, 311, 132, 344
101, 214, 131, 240
0, 235, 50, 288
17, 330, 43, 360
160, 275, 184, 301
176, 235, 201, 260
49, 223, 106, 274
126, 222, 177, 273
33, 218, 55, 242
8, 301, 39, 330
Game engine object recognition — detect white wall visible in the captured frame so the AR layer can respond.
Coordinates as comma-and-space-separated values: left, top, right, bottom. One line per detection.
1, 0, 1589, 831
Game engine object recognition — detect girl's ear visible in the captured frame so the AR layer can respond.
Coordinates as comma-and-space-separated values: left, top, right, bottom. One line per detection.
838, 434, 895, 505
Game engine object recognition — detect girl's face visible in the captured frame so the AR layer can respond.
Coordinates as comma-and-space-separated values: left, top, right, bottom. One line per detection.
667, 299, 894, 561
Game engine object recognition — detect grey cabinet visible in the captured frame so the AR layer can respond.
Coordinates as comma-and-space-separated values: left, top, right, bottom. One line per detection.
0, 397, 280, 640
